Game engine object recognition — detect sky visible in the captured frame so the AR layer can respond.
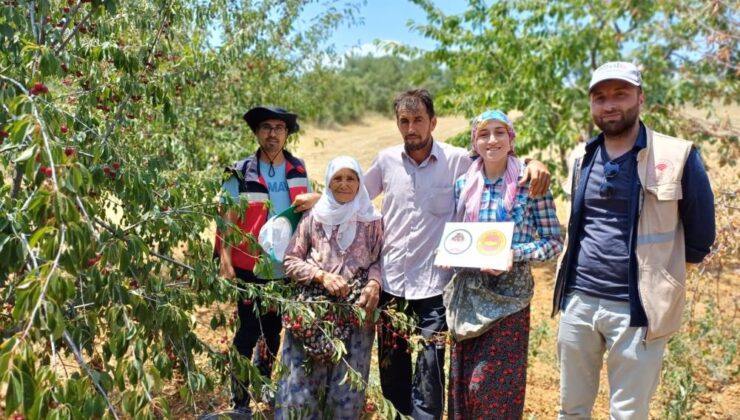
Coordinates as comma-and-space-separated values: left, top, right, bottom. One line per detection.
301, 1, 469, 56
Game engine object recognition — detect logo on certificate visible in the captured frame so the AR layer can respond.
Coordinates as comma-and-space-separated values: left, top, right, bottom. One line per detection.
476, 230, 507, 255
443, 229, 472, 255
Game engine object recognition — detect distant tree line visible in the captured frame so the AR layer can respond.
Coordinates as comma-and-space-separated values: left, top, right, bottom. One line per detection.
299, 54, 452, 126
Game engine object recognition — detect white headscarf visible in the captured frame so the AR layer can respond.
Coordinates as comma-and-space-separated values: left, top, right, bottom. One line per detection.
311, 156, 381, 251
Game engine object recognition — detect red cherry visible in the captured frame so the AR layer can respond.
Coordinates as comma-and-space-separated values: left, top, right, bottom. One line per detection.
364, 402, 376, 413
30, 82, 48, 95
63, 6, 70, 13
64, 146, 75, 156
242, 299, 252, 306
60, 125, 68, 134
111, 162, 120, 170
40, 166, 52, 177
130, 280, 139, 289
103, 165, 111, 174
0, 130, 8, 139
304, 330, 312, 337
291, 323, 301, 331
86, 255, 101, 267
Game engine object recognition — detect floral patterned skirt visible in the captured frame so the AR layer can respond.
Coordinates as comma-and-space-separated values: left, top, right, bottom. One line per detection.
274, 324, 374, 420
448, 306, 530, 420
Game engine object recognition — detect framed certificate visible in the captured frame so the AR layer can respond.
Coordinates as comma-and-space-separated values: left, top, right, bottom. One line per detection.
434, 222, 515, 269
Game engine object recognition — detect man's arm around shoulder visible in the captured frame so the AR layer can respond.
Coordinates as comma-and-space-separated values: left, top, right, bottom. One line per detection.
365, 156, 383, 199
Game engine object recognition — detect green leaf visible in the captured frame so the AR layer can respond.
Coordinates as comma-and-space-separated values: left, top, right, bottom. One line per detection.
29, 226, 55, 248
13, 144, 38, 163
39, 50, 60, 77
6, 368, 35, 413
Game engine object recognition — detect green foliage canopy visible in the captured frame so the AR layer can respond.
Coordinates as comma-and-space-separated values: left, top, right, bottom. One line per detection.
409, 0, 738, 175
0, 0, 360, 418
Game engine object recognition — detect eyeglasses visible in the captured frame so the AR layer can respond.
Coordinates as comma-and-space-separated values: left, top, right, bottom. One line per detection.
258, 124, 287, 135
599, 161, 620, 199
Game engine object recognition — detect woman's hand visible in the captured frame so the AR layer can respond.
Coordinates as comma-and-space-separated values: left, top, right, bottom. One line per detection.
315, 270, 349, 298
356, 279, 381, 322
480, 250, 513, 276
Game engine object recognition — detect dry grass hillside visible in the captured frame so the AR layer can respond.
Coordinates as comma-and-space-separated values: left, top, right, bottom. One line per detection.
291, 114, 470, 181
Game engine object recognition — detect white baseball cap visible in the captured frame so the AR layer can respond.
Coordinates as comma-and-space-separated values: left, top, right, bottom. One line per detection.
589, 61, 642, 91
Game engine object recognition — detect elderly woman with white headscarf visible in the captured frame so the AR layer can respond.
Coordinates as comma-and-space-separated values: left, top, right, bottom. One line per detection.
276, 156, 383, 419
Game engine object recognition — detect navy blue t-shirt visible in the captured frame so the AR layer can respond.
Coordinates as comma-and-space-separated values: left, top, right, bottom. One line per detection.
568, 145, 637, 301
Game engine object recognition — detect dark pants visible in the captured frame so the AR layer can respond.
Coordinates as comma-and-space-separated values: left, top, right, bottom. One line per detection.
231, 269, 283, 408
378, 292, 447, 420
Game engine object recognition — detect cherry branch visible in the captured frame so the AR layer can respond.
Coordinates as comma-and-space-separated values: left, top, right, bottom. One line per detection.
63, 329, 121, 420
19, 226, 66, 342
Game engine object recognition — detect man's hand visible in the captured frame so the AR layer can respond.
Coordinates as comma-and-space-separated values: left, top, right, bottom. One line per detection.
218, 209, 238, 279
293, 192, 321, 213
219, 253, 236, 279
315, 270, 349, 298
519, 159, 551, 197
356, 279, 381, 322
480, 250, 513, 276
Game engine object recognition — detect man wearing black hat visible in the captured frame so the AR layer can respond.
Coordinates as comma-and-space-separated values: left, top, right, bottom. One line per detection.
215, 106, 319, 415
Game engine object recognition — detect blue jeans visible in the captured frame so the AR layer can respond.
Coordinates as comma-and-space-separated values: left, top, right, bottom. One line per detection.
378, 292, 447, 420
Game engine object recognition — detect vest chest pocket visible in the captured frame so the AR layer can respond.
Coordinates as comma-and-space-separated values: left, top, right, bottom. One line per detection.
638, 182, 681, 246
645, 181, 682, 201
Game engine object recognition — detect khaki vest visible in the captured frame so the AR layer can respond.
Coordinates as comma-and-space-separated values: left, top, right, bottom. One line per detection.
555, 128, 693, 341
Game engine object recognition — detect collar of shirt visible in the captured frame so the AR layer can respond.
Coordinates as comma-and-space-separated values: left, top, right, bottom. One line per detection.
401, 139, 441, 167
585, 121, 647, 154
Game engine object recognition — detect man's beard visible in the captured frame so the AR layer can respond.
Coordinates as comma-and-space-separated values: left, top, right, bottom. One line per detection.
261, 137, 282, 154
404, 134, 431, 153
594, 104, 640, 137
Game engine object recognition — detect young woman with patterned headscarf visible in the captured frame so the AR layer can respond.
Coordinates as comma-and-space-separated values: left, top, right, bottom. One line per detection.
446, 110, 563, 419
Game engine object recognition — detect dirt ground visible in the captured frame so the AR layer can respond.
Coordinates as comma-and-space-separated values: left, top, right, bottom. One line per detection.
175, 113, 739, 419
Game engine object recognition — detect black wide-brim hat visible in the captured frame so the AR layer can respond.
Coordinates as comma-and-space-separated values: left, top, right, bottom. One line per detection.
243, 106, 300, 135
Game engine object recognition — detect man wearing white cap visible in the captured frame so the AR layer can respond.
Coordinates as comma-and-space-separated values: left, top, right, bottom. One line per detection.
552, 62, 715, 418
